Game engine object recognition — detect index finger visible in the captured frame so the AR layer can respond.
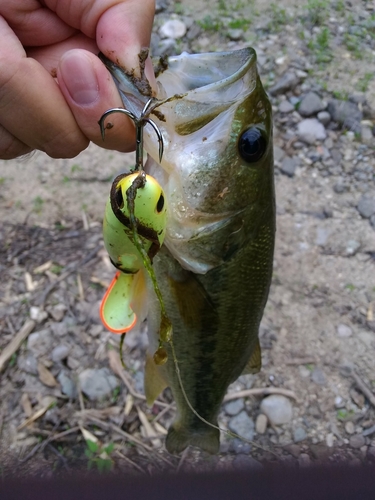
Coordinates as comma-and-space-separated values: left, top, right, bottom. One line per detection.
46, 0, 156, 84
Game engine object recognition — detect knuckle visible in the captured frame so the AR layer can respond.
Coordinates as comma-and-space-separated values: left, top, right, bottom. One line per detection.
0, 128, 31, 159
42, 129, 89, 159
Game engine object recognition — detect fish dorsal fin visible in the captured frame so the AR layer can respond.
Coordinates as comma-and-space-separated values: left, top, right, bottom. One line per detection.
242, 339, 262, 374
144, 353, 168, 406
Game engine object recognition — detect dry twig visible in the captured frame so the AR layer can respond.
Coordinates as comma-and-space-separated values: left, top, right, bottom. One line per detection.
18, 426, 80, 464
223, 387, 297, 402
0, 319, 35, 372
351, 371, 375, 408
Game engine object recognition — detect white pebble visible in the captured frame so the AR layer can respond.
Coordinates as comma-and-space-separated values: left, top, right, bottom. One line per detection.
159, 19, 186, 39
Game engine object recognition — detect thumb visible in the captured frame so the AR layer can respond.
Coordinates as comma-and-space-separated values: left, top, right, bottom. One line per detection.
57, 49, 137, 152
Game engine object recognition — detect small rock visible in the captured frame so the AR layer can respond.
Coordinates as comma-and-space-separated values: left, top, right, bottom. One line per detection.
274, 145, 285, 164
280, 156, 297, 177
154, 38, 176, 57
357, 193, 375, 219
345, 240, 361, 256
297, 118, 327, 144
295, 69, 308, 79
48, 304, 67, 322
57, 371, 77, 399
326, 433, 335, 447
155, 0, 168, 13
363, 425, 375, 437
51, 344, 70, 363
310, 444, 331, 460
337, 324, 353, 338
293, 427, 307, 443
368, 447, 375, 461
17, 354, 38, 375
50, 322, 68, 337
227, 29, 243, 41
333, 181, 349, 194
186, 23, 201, 41
260, 395, 293, 425
361, 125, 373, 145
44, 407, 60, 426
299, 366, 311, 378
278, 100, 295, 113
350, 388, 365, 408
286, 444, 301, 458
308, 403, 321, 418
67, 357, 80, 371
124, 328, 148, 349
317, 111, 331, 125
159, 19, 186, 39
298, 92, 326, 117
269, 71, 299, 95
315, 226, 330, 246
335, 396, 345, 408
298, 453, 311, 466
229, 438, 252, 455
225, 398, 245, 416
228, 411, 255, 441
78, 368, 119, 401
349, 434, 366, 449
345, 421, 355, 435
232, 454, 262, 470
28, 329, 53, 357
255, 413, 268, 434
30, 306, 48, 323
327, 99, 363, 133
133, 370, 144, 394
311, 367, 326, 386
89, 324, 104, 338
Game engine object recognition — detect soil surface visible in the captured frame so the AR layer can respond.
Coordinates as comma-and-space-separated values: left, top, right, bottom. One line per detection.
0, 0, 374, 477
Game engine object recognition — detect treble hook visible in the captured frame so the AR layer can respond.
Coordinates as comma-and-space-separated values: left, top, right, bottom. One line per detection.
98, 98, 164, 169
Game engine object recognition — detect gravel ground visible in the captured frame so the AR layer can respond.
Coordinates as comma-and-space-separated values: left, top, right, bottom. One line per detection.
0, 0, 374, 477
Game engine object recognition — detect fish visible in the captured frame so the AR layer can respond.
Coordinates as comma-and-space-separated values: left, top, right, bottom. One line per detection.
100, 47, 275, 454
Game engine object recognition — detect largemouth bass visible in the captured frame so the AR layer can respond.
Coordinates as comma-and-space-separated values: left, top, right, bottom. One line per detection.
100, 47, 275, 454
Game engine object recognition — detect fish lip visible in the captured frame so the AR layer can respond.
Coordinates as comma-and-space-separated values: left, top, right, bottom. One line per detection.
99, 47, 258, 117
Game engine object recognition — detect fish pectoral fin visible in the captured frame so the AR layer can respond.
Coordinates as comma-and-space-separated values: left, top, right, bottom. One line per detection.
144, 353, 168, 406
100, 271, 137, 334
169, 269, 217, 330
242, 339, 262, 374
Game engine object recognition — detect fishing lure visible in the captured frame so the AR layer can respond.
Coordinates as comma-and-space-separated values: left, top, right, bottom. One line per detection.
98, 102, 171, 365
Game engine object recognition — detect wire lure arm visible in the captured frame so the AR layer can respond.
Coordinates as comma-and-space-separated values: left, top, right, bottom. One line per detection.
98, 98, 164, 168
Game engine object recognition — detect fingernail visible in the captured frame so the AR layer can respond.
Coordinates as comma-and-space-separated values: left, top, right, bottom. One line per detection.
59, 50, 99, 105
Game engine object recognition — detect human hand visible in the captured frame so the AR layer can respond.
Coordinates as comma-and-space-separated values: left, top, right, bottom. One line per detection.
0, 0, 155, 160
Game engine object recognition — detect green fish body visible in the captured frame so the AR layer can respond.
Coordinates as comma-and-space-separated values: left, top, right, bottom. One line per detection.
101, 48, 275, 454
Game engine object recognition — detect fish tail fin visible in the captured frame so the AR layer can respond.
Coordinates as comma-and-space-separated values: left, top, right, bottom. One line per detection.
166, 422, 220, 455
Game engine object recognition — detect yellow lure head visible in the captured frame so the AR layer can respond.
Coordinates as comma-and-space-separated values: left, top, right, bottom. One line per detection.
101, 172, 167, 334
103, 172, 167, 274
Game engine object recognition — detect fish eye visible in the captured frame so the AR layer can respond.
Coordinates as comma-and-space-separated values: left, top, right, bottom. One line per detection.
238, 127, 267, 163
156, 193, 165, 213
115, 187, 124, 209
